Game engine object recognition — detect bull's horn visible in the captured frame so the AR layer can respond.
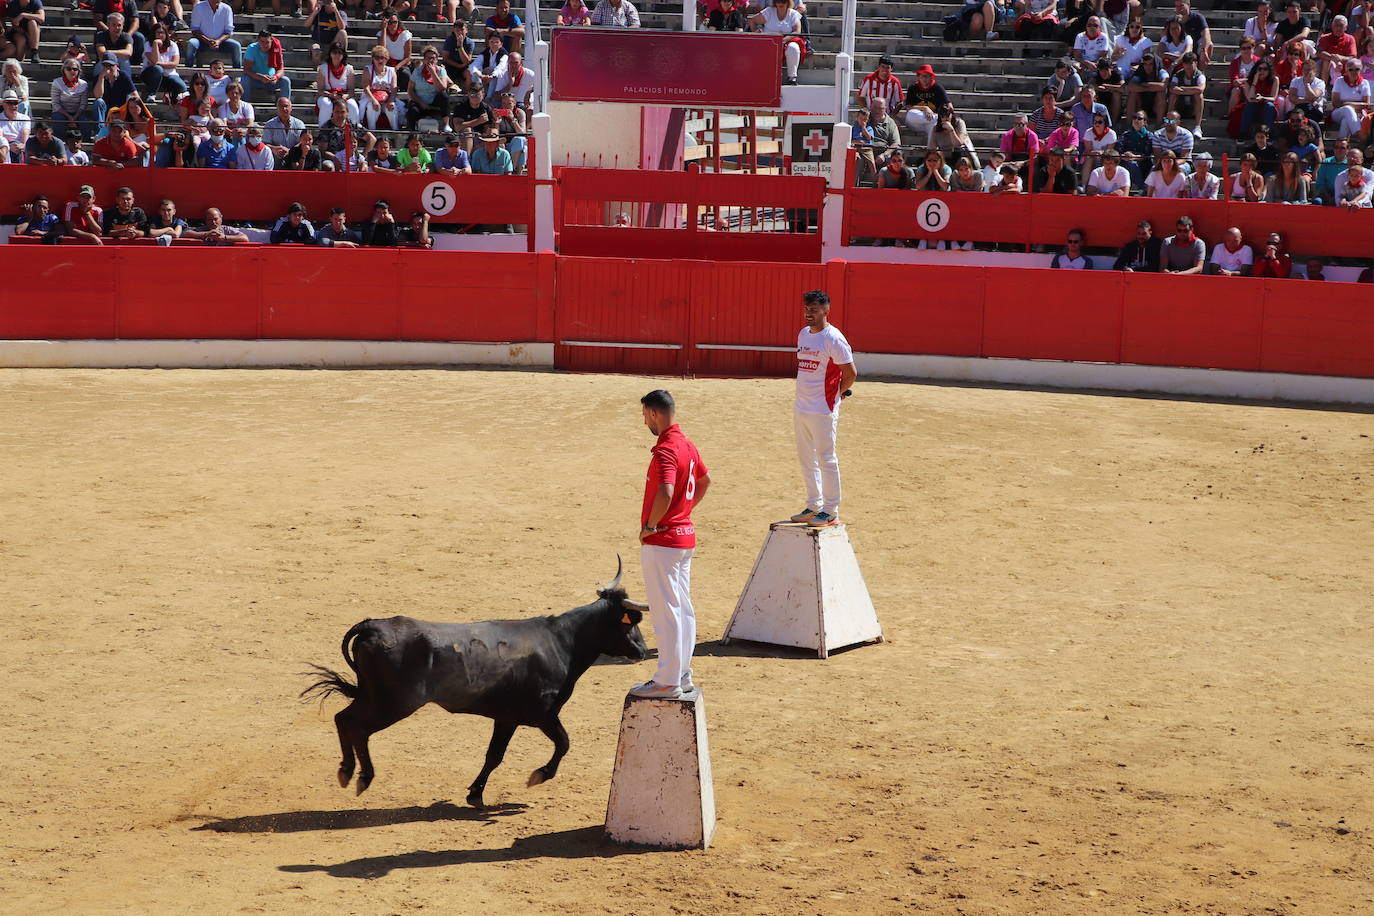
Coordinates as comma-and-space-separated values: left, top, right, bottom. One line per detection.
621, 599, 649, 613
605, 555, 624, 592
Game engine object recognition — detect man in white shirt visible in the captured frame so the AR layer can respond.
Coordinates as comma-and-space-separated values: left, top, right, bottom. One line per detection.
790, 290, 857, 529
1071, 17, 1110, 78
1204, 227, 1254, 276
1086, 148, 1130, 196
187, 0, 240, 67
235, 125, 274, 170
487, 51, 535, 109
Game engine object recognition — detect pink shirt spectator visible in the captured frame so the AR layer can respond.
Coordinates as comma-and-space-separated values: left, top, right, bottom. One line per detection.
558, 1, 591, 24
999, 125, 1041, 157
1046, 125, 1080, 151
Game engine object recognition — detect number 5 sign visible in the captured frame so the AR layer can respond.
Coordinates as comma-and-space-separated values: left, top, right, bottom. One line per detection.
422, 181, 457, 217
917, 198, 950, 233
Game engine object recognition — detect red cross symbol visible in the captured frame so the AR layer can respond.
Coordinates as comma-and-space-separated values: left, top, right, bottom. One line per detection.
802, 129, 829, 156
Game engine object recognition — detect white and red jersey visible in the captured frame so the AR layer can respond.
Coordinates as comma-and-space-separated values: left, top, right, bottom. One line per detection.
795, 324, 854, 415
857, 71, 903, 109
641, 424, 708, 549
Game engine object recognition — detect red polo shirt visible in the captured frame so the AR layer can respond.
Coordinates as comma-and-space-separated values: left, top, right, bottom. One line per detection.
641, 424, 707, 549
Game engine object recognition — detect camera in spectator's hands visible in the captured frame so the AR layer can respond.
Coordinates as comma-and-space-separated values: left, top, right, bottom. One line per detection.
172, 131, 189, 147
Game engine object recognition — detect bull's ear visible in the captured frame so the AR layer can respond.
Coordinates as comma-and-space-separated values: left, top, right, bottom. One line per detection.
621, 608, 643, 626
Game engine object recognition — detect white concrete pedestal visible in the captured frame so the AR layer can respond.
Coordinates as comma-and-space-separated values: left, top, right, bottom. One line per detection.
723, 522, 883, 658
604, 690, 716, 850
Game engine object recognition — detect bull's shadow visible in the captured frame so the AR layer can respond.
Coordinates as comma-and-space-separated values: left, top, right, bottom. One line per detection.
194, 801, 527, 834
278, 825, 657, 878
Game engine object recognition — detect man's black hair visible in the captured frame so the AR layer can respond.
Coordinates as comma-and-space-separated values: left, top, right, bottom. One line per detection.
640, 389, 675, 412
803, 289, 830, 307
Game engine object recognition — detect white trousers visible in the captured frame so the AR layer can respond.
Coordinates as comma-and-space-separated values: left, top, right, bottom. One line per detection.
783, 41, 801, 79
316, 95, 360, 127
904, 107, 937, 148
640, 544, 696, 687
1331, 104, 1363, 139
794, 408, 841, 515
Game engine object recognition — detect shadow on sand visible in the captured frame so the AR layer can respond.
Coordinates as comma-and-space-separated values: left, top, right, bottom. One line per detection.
193, 801, 528, 834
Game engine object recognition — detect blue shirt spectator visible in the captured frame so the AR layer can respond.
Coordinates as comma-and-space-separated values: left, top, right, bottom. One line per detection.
471, 135, 512, 174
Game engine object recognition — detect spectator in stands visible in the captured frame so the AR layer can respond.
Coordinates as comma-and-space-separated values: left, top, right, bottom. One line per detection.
1112, 19, 1152, 83
316, 43, 359, 127
559, 0, 593, 27
1051, 229, 1092, 269
270, 202, 315, 244
1245, 1, 1276, 59
1151, 110, 1193, 161
218, 80, 253, 142
1274, 1, 1313, 57
912, 148, 951, 192
366, 134, 399, 172
1116, 109, 1152, 187
1079, 110, 1116, 184
494, 89, 527, 171
753, 0, 803, 86
184, 206, 248, 243
980, 148, 1005, 187
316, 101, 373, 170
235, 124, 273, 169
432, 131, 471, 173
243, 28, 290, 104
1013, 0, 1056, 43
141, 22, 186, 106
262, 96, 303, 163
359, 199, 399, 246
857, 56, 901, 111
187, 0, 239, 68
591, 0, 639, 28
378, 10, 413, 91
1174, 0, 1212, 67
1227, 39, 1261, 121
1235, 58, 1279, 139
1085, 147, 1129, 196
24, 120, 64, 163
951, 156, 983, 193
1334, 147, 1374, 206
1144, 148, 1186, 198
205, 57, 231, 104
1071, 17, 1109, 80
64, 132, 88, 165
1033, 147, 1078, 194
875, 149, 913, 227
361, 44, 405, 131
1125, 52, 1166, 124
1243, 125, 1280, 175
1166, 52, 1206, 138
105, 92, 154, 161
471, 32, 507, 97
50, 58, 99, 140
1160, 216, 1204, 275
1028, 88, 1059, 140
93, 13, 141, 80
145, 198, 186, 245
1229, 152, 1267, 201
988, 161, 1021, 195
1183, 150, 1218, 199
17, 195, 61, 241
185, 96, 213, 144
90, 0, 136, 35
707, 0, 745, 31
176, 70, 210, 124
0, 88, 29, 157
451, 83, 492, 152
1158, 17, 1191, 73
1046, 109, 1078, 155
92, 118, 140, 168
1301, 256, 1327, 280
1314, 137, 1351, 203
92, 55, 136, 119
932, 103, 976, 168
195, 117, 235, 167
1, 58, 28, 116
471, 126, 512, 175
1329, 60, 1371, 139
1286, 58, 1327, 124
161, 126, 195, 166
282, 128, 322, 169
1070, 85, 1109, 138
394, 131, 431, 173
399, 210, 433, 248
489, 50, 535, 110
1114, 220, 1161, 271
316, 206, 361, 247
901, 66, 948, 151
1252, 232, 1292, 278
406, 46, 452, 129
1267, 151, 1311, 202
307, 0, 349, 68
101, 185, 145, 239
4, 0, 43, 65
1045, 59, 1082, 111
63, 36, 90, 67
999, 114, 1040, 166
1090, 58, 1125, 119
441, 18, 474, 91
140, 0, 186, 42
1205, 227, 1253, 276
65, 184, 103, 243
1276, 42, 1308, 89
484, 0, 523, 53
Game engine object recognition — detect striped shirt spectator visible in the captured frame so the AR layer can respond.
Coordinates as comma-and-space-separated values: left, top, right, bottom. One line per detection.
857, 58, 902, 110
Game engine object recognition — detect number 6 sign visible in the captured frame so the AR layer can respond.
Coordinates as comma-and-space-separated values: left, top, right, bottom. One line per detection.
917, 198, 950, 233
421, 181, 457, 217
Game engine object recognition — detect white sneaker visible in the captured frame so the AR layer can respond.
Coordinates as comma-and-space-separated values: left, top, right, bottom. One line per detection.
916, 239, 928, 250
935, 240, 948, 250
1192, 125, 1204, 138
629, 680, 682, 699
680, 671, 697, 694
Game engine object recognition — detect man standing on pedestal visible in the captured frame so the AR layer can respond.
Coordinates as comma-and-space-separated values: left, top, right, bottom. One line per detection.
631, 389, 710, 701
791, 290, 857, 528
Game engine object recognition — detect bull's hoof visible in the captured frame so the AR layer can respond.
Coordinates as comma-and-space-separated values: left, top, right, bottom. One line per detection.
466, 791, 486, 809
527, 768, 548, 788
355, 773, 373, 796
337, 767, 353, 789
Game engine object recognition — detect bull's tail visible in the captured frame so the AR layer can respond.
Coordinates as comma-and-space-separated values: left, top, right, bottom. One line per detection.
299, 620, 374, 703
340, 619, 371, 674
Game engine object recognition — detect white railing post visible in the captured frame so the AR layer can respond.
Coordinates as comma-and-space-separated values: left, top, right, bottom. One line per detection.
821, 121, 848, 258
533, 112, 555, 251
526, 0, 543, 43
832, 51, 852, 123
682, 0, 696, 30
841, 0, 856, 57
531, 38, 550, 113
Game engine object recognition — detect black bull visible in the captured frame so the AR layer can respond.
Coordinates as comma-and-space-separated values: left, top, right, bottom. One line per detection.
301, 560, 649, 807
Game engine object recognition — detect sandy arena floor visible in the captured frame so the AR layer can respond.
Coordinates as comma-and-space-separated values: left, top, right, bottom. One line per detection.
0, 368, 1371, 915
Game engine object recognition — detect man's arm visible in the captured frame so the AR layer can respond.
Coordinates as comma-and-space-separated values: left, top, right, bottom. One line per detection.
838, 361, 857, 395
639, 482, 673, 542
693, 473, 711, 507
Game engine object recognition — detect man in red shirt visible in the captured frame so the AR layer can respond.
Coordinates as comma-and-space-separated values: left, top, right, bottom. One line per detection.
91, 119, 141, 169
632, 389, 710, 700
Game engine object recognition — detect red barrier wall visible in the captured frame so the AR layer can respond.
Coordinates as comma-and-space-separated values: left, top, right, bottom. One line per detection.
1, 165, 532, 228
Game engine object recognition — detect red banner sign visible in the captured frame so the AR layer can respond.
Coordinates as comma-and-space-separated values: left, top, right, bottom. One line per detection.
549, 29, 782, 108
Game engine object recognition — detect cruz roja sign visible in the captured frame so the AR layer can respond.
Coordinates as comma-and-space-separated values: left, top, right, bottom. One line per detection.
787, 117, 834, 178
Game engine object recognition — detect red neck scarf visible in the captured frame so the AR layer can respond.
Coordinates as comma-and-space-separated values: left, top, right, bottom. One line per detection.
510, 66, 523, 87
63, 72, 81, 88
264, 37, 284, 72
328, 60, 347, 80
386, 23, 403, 40
422, 63, 437, 84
